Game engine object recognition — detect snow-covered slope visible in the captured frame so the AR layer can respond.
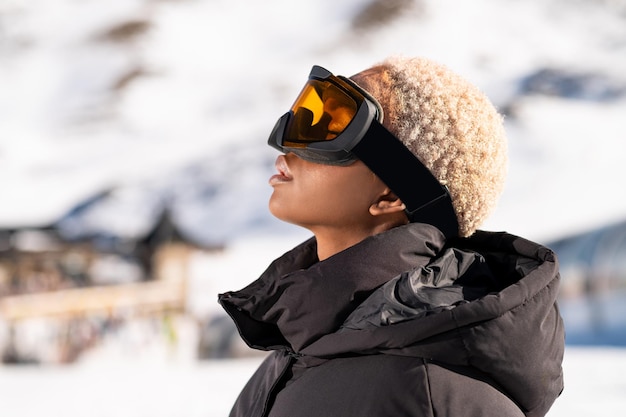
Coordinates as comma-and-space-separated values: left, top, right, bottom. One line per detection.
1, 0, 625, 243
0, 347, 625, 416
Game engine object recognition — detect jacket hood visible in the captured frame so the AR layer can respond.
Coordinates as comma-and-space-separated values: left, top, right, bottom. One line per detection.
218, 224, 564, 417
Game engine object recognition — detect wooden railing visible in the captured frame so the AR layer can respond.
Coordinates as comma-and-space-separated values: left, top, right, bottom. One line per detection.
0, 278, 186, 320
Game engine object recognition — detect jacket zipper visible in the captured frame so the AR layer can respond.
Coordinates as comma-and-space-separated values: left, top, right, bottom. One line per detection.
259, 349, 299, 417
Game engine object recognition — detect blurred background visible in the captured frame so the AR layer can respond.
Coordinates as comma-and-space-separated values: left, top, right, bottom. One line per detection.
1, 0, 625, 415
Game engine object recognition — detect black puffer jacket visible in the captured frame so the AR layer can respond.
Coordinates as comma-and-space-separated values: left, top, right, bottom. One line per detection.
218, 224, 564, 417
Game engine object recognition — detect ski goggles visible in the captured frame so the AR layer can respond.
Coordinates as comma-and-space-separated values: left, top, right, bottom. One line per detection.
267, 65, 459, 237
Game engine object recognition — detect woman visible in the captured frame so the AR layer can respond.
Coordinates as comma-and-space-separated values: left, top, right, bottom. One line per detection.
219, 56, 564, 417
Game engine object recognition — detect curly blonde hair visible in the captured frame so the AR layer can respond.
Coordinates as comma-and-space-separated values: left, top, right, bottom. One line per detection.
351, 56, 508, 237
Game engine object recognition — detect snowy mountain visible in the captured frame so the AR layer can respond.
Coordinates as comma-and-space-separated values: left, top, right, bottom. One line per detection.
1, 0, 625, 244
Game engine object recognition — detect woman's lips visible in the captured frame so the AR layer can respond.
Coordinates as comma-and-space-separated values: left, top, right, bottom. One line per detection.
269, 155, 293, 185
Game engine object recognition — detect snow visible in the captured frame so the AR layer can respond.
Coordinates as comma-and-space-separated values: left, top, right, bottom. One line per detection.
1, 0, 625, 241
0, 347, 624, 416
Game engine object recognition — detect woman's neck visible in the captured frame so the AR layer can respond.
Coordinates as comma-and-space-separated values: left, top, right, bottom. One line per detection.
312, 219, 406, 261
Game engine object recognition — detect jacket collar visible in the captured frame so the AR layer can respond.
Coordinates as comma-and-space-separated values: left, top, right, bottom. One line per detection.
219, 223, 446, 352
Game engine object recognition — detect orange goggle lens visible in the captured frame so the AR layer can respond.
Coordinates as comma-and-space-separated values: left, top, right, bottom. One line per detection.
284, 79, 359, 148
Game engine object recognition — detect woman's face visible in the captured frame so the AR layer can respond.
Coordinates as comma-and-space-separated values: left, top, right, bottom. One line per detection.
268, 153, 390, 231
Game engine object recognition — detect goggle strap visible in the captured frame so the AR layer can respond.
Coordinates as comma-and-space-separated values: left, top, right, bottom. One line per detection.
352, 121, 460, 238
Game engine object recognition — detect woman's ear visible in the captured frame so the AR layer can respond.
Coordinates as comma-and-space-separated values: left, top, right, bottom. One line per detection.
369, 188, 406, 217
